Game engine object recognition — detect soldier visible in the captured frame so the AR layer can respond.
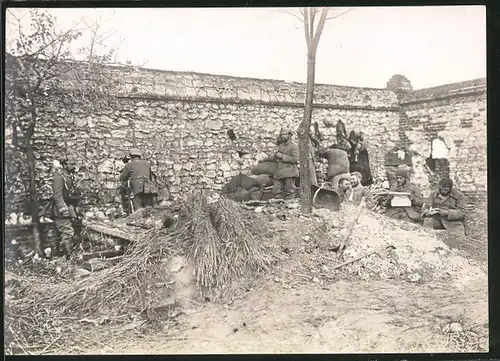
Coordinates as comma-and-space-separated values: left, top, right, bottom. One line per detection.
421, 178, 468, 236
338, 176, 353, 204
118, 154, 132, 214
51, 158, 80, 258
119, 148, 157, 211
350, 171, 375, 208
383, 167, 424, 223
258, 128, 299, 199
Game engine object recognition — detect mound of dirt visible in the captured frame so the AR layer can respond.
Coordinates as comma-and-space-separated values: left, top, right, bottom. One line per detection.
245, 202, 486, 287
319, 204, 486, 285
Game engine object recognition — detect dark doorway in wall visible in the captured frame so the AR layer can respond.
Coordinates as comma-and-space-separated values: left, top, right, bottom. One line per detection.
426, 138, 450, 185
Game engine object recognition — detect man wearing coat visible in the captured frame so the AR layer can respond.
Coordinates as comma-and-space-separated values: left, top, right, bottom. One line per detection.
51, 159, 80, 258
259, 128, 299, 199
119, 148, 157, 211
350, 171, 375, 209
421, 178, 468, 236
118, 154, 132, 214
383, 167, 424, 223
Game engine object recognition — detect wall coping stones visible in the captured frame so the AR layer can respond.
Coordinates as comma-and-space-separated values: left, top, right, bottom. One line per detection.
400, 78, 486, 105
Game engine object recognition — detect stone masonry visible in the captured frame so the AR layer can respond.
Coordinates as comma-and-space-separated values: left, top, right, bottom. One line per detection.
4, 61, 486, 214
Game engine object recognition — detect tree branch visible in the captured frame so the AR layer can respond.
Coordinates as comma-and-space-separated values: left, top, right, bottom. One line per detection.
303, 8, 311, 48
271, 9, 304, 24
309, 8, 316, 41
325, 8, 353, 21
311, 8, 330, 52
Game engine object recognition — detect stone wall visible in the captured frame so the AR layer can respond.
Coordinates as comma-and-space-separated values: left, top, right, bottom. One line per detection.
4, 62, 400, 211
398, 78, 487, 202
4, 60, 487, 213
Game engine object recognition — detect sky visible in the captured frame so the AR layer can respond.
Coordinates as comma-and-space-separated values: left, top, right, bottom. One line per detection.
5, 6, 486, 90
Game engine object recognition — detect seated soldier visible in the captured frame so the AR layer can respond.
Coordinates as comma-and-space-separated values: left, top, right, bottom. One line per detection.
337, 177, 353, 204
258, 128, 299, 199
383, 167, 424, 223
421, 178, 468, 237
350, 171, 375, 209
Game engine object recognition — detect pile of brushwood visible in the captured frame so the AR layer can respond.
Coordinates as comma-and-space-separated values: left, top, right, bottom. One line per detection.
5, 192, 275, 355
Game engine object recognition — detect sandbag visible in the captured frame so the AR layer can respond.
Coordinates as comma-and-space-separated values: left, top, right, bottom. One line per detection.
248, 174, 273, 188
325, 149, 350, 178
223, 173, 258, 194
224, 189, 260, 202
250, 161, 278, 176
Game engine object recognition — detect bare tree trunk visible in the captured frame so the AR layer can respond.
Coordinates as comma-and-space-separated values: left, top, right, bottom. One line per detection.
25, 115, 42, 256
298, 51, 316, 214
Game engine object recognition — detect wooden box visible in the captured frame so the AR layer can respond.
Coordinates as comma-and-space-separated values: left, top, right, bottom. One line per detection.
391, 196, 411, 208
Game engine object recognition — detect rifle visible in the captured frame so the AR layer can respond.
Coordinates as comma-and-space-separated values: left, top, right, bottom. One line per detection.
127, 180, 135, 213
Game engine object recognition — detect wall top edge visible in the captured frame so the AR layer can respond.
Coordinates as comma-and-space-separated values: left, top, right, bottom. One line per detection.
6, 53, 485, 101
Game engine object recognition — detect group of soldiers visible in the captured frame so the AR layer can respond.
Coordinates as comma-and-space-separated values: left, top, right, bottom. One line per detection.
45, 128, 468, 259
257, 128, 468, 238
47, 148, 159, 258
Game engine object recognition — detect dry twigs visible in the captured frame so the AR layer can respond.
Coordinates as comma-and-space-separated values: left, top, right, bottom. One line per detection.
176, 192, 274, 300
5, 192, 275, 354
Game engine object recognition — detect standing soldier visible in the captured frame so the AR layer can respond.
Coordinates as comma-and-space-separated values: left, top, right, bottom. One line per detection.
51, 158, 80, 258
118, 154, 132, 215
258, 128, 299, 199
120, 148, 157, 211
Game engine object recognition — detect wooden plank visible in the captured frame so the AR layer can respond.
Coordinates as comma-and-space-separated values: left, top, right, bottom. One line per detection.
82, 220, 140, 243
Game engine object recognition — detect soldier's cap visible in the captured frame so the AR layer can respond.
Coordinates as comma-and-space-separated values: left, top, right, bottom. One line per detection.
280, 128, 293, 135
129, 148, 142, 157
439, 178, 453, 188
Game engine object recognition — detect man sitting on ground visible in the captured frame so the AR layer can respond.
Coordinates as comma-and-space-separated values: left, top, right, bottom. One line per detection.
383, 167, 424, 223
338, 176, 353, 204
421, 178, 468, 237
350, 171, 375, 209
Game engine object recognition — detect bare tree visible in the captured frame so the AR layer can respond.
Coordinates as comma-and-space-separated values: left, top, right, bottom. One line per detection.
5, 9, 138, 254
291, 7, 352, 213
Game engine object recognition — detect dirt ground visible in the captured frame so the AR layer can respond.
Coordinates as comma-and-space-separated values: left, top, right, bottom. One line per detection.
6, 203, 489, 355
71, 276, 488, 354
62, 206, 488, 355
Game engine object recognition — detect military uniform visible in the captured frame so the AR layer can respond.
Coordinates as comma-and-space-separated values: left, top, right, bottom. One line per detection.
119, 149, 157, 211
384, 174, 424, 223
423, 188, 467, 236
351, 183, 375, 209
51, 170, 78, 257
260, 129, 299, 199
272, 140, 299, 198
118, 155, 132, 214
